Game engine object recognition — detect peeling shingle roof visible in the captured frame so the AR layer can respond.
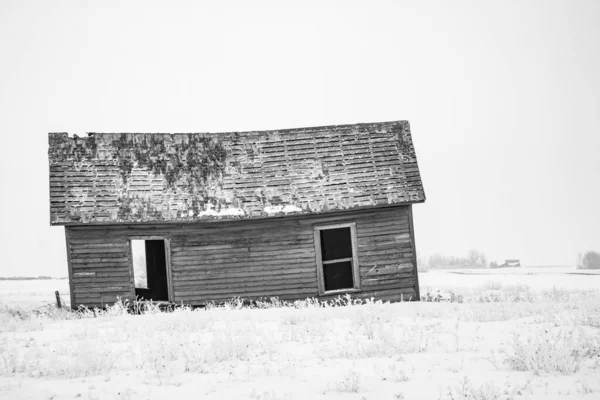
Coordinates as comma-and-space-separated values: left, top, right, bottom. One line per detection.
48, 120, 425, 225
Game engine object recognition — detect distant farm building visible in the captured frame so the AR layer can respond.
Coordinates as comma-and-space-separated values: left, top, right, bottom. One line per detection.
48, 120, 426, 308
493, 259, 521, 268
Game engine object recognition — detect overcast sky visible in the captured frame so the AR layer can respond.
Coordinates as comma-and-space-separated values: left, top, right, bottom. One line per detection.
0, 0, 598, 277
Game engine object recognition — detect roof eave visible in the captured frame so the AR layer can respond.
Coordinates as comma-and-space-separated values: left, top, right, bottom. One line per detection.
50, 200, 426, 227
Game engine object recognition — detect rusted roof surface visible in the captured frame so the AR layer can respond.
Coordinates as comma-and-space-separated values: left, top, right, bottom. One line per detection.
48, 120, 425, 225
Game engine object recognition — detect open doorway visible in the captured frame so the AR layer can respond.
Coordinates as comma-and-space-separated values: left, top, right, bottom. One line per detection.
130, 238, 170, 301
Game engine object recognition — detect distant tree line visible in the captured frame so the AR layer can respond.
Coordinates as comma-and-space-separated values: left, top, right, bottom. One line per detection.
0, 276, 63, 280
419, 249, 488, 270
577, 251, 600, 269
419, 249, 600, 270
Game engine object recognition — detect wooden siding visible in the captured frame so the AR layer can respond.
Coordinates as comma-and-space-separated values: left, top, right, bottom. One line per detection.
66, 206, 417, 308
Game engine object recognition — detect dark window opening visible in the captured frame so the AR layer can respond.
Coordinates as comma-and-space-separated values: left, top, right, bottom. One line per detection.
323, 261, 354, 291
131, 239, 169, 301
320, 227, 353, 261
317, 226, 358, 292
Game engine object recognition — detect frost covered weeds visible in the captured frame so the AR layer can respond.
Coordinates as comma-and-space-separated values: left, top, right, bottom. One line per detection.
1, 286, 599, 399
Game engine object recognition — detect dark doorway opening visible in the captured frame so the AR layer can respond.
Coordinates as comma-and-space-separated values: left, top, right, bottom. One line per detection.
131, 239, 169, 301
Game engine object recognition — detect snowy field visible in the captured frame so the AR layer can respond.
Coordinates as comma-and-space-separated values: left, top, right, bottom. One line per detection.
419, 267, 600, 299
0, 279, 70, 310
1, 268, 599, 400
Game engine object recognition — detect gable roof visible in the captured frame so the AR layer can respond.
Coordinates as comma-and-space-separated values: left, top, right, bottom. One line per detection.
48, 120, 425, 225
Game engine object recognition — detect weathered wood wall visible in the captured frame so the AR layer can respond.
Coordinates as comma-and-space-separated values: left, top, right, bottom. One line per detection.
66, 206, 419, 308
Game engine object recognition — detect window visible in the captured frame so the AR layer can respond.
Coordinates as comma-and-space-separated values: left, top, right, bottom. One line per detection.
314, 223, 360, 294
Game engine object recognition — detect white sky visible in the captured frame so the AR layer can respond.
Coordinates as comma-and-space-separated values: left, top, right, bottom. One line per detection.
0, 0, 598, 277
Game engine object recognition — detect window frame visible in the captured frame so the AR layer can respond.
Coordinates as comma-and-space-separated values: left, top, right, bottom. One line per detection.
313, 222, 361, 295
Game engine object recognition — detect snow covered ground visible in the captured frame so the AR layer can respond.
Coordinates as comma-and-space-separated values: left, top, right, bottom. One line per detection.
0, 279, 70, 310
419, 267, 600, 302
1, 269, 599, 399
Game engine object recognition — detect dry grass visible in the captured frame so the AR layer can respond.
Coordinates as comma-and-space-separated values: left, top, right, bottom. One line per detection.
1, 283, 599, 399
505, 327, 599, 375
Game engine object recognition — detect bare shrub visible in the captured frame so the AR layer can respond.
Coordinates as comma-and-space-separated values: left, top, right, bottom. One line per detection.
442, 376, 521, 400
504, 327, 598, 375
336, 368, 361, 393
541, 287, 572, 302
250, 390, 292, 400
377, 360, 409, 382
483, 280, 502, 291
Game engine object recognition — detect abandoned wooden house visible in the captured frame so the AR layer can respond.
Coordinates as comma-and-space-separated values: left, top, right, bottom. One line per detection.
48, 120, 426, 308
